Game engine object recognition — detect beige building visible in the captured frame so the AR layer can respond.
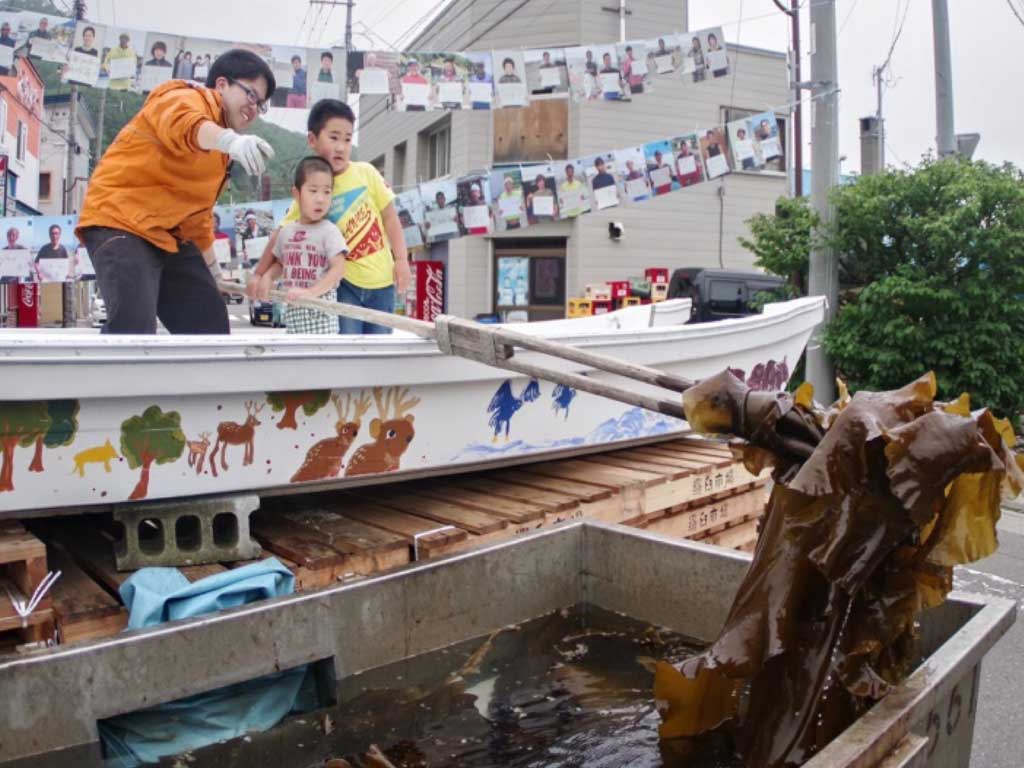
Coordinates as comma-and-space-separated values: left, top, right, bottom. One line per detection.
357, 0, 791, 320
39, 92, 95, 216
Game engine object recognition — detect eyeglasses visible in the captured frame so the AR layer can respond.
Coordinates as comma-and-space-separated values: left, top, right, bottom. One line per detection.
227, 77, 269, 115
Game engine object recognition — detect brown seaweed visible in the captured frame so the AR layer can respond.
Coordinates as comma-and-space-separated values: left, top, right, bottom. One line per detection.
658, 371, 1023, 767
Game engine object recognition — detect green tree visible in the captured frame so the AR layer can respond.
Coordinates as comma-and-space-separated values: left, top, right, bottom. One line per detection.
120, 405, 186, 500
823, 158, 1024, 420
266, 390, 331, 430
28, 399, 80, 473
739, 196, 819, 294
0, 402, 51, 492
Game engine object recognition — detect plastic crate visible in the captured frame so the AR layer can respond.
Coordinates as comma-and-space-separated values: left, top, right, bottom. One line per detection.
645, 267, 669, 284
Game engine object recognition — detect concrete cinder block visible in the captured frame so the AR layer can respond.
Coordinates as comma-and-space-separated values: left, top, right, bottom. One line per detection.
113, 494, 261, 571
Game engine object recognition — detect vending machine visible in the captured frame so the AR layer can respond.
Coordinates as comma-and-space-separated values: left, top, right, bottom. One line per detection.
405, 260, 445, 322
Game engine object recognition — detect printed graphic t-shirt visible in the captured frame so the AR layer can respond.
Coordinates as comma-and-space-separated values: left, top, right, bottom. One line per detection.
273, 219, 348, 291
284, 162, 395, 289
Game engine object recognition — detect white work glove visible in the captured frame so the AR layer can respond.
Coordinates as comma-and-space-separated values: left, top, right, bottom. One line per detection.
215, 129, 274, 176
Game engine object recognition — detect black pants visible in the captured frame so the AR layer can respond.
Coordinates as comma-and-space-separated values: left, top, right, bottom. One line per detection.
81, 226, 229, 335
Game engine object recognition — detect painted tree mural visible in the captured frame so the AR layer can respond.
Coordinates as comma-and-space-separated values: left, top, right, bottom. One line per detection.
28, 400, 80, 473
120, 405, 186, 500
266, 390, 331, 430
0, 402, 51, 492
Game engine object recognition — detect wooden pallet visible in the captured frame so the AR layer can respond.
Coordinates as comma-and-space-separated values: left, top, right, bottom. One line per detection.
22, 437, 767, 649
0, 520, 55, 650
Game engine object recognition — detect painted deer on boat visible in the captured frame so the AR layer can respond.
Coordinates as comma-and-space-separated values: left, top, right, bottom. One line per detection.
290, 391, 372, 483
344, 387, 421, 477
209, 401, 264, 477
186, 431, 211, 475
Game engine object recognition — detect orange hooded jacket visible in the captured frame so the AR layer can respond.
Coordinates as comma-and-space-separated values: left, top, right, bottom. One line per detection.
76, 80, 229, 253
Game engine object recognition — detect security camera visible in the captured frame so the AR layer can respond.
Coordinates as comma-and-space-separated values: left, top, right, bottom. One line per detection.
608, 221, 625, 240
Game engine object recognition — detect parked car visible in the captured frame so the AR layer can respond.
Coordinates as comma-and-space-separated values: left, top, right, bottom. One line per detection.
249, 299, 286, 328
667, 267, 786, 323
90, 296, 107, 328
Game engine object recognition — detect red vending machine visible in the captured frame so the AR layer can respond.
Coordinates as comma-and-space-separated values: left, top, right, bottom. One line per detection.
16, 282, 39, 327
405, 260, 445, 322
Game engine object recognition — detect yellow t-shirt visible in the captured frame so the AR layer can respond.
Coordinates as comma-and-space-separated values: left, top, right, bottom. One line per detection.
284, 161, 395, 289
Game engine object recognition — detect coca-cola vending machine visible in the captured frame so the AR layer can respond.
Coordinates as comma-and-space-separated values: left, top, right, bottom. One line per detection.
16, 281, 39, 327
405, 260, 445, 322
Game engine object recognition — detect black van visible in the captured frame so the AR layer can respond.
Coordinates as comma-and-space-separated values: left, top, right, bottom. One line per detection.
667, 268, 787, 323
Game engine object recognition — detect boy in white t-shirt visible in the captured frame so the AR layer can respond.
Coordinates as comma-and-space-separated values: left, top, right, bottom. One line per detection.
259, 156, 348, 333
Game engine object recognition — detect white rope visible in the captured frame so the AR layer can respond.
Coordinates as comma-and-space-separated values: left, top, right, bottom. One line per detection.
3, 571, 61, 629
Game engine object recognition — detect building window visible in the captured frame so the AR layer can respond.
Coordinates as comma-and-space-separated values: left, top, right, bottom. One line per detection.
425, 122, 450, 180
0, 100, 7, 142
721, 107, 787, 174
393, 142, 406, 189
39, 171, 50, 200
15, 120, 26, 162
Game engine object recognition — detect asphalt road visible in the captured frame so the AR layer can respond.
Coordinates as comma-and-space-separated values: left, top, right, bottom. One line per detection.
957, 508, 1024, 767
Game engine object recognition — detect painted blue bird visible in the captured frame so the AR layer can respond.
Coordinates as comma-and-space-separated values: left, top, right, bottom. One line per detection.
487, 378, 541, 442
551, 384, 577, 420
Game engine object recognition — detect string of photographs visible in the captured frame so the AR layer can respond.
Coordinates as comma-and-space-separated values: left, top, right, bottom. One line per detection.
0, 7, 729, 112
348, 27, 732, 111
393, 112, 782, 248
0, 9, 347, 106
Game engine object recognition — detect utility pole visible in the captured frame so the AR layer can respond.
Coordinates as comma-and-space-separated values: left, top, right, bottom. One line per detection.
931, 0, 956, 157
774, 0, 803, 196
63, 0, 86, 328
806, 0, 839, 403
600, 2, 631, 42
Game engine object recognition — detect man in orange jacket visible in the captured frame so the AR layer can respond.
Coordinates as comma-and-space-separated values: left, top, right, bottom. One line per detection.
76, 49, 276, 334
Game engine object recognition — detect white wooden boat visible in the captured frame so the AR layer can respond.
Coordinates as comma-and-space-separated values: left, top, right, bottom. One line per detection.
0, 297, 824, 515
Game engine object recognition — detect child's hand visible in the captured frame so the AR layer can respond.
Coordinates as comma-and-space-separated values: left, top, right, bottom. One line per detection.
256, 273, 275, 300
286, 287, 312, 302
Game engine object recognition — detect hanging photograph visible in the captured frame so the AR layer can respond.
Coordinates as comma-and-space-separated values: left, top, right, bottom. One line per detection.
525, 48, 567, 97
522, 164, 559, 224
456, 172, 493, 236
234, 202, 274, 265
347, 51, 397, 96
672, 133, 706, 187
33, 215, 77, 282
397, 52, 435, 112
701, 27, 729, 78
98, 26, 146, 91
489, 168, 527, 231
643, 139, 679, 196
212, 205, 237, 266
582, 152, 620, 211
308, 47, 346, 103
681, 32, 706, 82
268, 46, 310, 108
138, 32, 178, 92
592, 44, 625, 101
616, 41, 651, 95
20, 11, 74, 63
646, 34, 680, 76
436, 55, 470, 110
464, 51, 493, 110
615, 146, 652, 203
564, 46, 601, 102
62, 22, 105, 87
556, 159, 591, 219
420, 179, 460, 243
699, 127, 731, 179
492, 49, 528, 108
0, 14, 19, 76
750, 111, 783, 160
74, 246, 95, 280
727, 118, 761, 171
395, 189, 427, 249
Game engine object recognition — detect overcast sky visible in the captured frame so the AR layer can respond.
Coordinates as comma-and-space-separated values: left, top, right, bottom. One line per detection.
82, 0, 1023, 171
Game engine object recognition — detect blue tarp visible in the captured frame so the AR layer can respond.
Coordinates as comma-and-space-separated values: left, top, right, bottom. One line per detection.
98, 558, 317, 766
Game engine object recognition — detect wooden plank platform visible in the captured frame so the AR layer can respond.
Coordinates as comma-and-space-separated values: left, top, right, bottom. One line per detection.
17, 437, 768, 650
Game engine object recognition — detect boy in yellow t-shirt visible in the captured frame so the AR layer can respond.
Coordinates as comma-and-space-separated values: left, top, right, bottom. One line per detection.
248, 100, 411, 333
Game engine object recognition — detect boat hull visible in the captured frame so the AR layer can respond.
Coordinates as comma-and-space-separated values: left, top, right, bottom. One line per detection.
0, 298, 824, 515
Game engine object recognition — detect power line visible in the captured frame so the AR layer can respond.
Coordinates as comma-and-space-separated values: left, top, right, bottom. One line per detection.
1005, 0, 1024, 28
838, 0, 862, 36
363, 0, 420, 32
879, 0, 911, 74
